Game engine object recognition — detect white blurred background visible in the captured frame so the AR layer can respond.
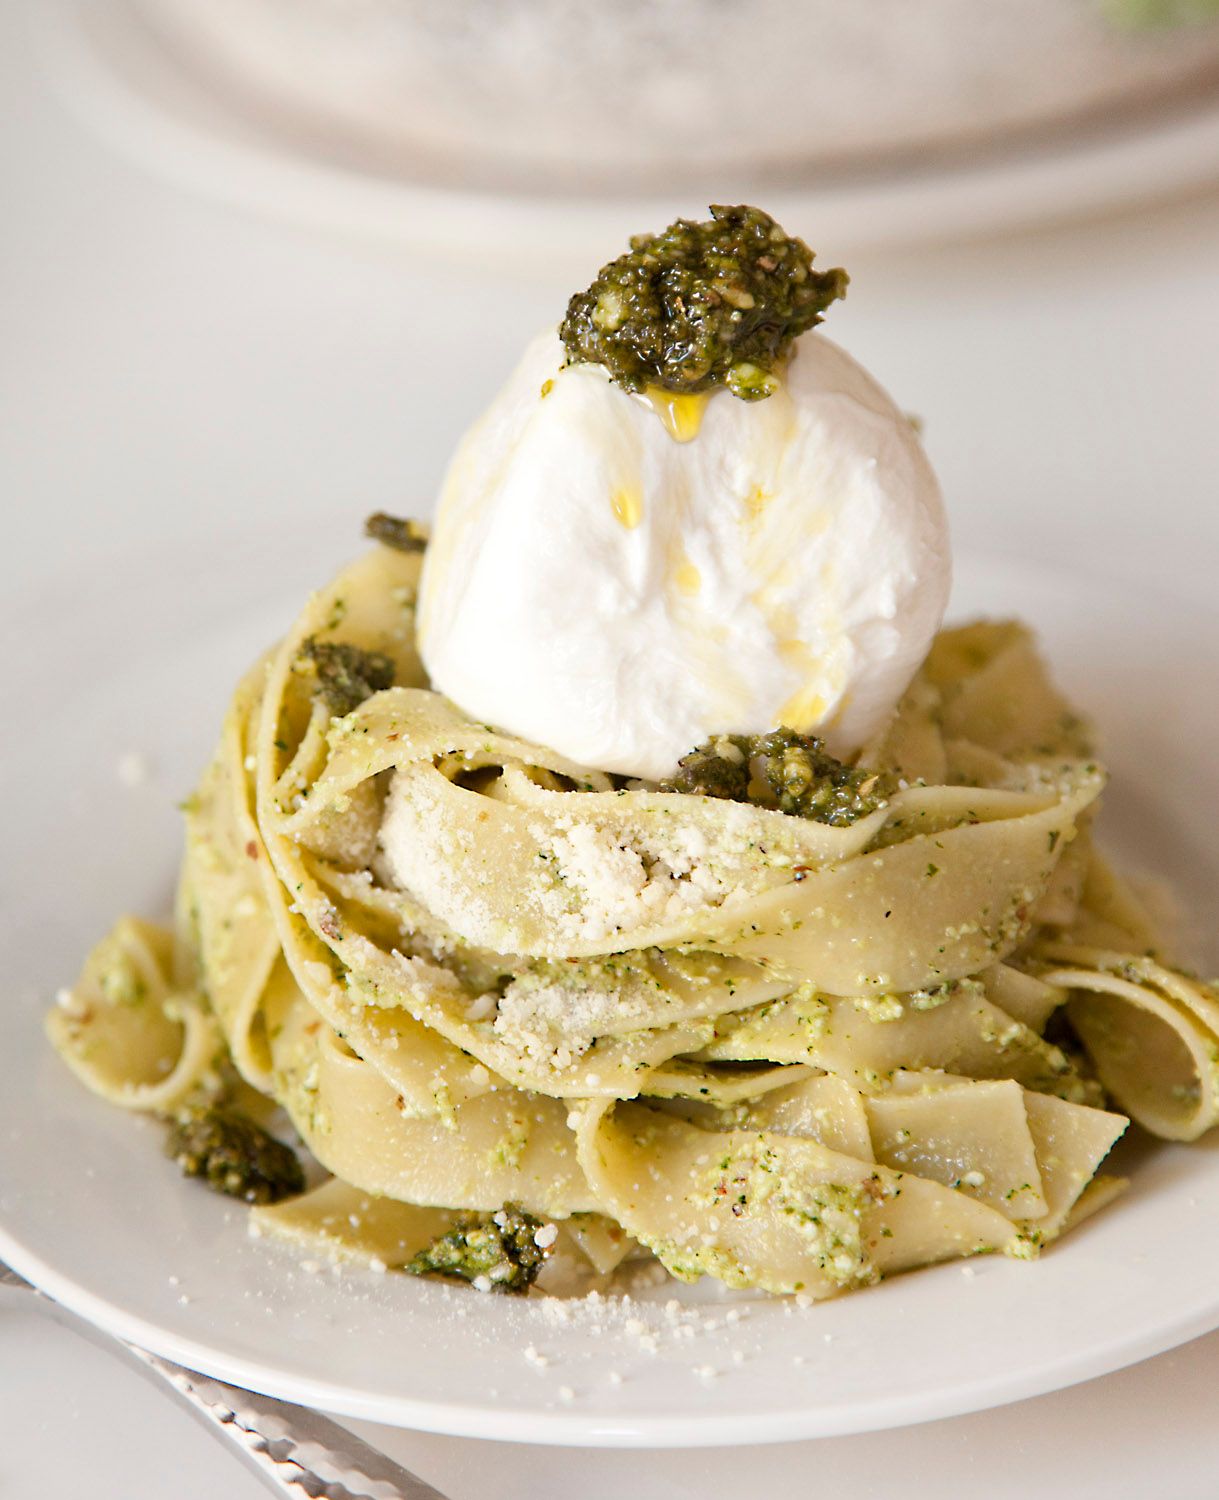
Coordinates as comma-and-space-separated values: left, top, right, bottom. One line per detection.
9, 0, 1219, 603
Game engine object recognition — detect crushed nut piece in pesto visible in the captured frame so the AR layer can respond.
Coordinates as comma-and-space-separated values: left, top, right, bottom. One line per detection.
405, 1205, 551, 1293
299, 638, 394, 716
561, 204, 846, 401
661, 728, 893, 826
167, 1108, 305, 1205
364, 511, 428, 553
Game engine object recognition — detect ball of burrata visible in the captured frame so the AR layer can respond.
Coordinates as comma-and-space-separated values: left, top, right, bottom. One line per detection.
417, 328, 949, 781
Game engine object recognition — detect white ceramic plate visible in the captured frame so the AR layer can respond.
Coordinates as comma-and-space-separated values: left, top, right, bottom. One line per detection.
36, 0, 1219, 268
2, 537, 1217, 1447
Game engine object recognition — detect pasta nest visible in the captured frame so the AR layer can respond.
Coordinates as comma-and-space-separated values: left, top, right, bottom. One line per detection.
51, 545, 1219, 1298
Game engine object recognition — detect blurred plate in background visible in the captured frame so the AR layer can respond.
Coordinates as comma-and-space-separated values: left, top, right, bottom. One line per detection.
39, 0, 1219, 268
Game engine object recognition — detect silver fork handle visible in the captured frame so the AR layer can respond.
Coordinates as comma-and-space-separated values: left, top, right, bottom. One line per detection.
0, 1260, 450, 1500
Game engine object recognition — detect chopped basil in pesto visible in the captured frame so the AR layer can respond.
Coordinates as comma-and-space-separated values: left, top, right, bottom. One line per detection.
167, 1108, 305, 1205
405, 1206, 551, 1293
364, 511, 428, 553
299, 638, 395, 717
661, 728, 893, 826
560, 204, 846, 401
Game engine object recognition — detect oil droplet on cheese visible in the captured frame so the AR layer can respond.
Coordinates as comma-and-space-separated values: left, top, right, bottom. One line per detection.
673, 555, 702, 596
611, 486, 643, 529
753, 593, 836, 733
638, 388, 710, 444
744, 485, 772, 525
778, 686, 829, 732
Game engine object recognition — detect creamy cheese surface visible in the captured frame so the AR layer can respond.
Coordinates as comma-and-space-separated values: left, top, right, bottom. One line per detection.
418, 328, 949, 781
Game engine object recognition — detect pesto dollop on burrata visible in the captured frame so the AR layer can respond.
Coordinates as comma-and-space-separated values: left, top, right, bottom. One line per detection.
560, 204, 847, 402
416, 206, 950, 781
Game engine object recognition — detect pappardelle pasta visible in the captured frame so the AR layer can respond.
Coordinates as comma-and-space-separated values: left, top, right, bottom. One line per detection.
48, 538, 1218, 1301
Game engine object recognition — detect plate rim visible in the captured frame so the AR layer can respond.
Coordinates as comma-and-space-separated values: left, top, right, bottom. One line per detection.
5, 1209, 1219, 1447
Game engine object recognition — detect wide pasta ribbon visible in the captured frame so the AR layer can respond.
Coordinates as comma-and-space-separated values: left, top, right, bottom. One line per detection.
48, 548, 1211, 1300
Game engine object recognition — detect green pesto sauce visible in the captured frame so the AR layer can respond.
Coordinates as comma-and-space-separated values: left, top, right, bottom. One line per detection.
167, 1108, 305, 1206
405, 1205, 549, 1293
298, 638, 395, 717
363, 511, 428, 553
660, 728, 892, 827
560, 205, 847, 401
